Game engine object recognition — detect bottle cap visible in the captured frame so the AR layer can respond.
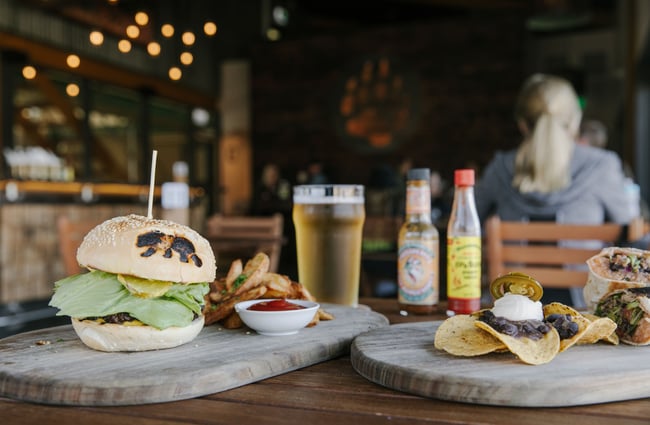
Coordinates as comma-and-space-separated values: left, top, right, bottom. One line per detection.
454, 169, 475, 186
407, 168, 430, 181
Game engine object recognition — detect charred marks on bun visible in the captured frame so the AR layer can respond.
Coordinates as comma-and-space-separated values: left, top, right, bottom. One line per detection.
137, 230, 203, 267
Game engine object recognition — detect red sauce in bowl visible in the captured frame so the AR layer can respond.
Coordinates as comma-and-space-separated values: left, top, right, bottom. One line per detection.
247, 299, 307, 311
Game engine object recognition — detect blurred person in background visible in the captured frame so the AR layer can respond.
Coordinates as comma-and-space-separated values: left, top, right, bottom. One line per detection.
578, 119, 608, 149
252, 163, 291, 216
475, 73, 635, 226
474, 74, 637, 307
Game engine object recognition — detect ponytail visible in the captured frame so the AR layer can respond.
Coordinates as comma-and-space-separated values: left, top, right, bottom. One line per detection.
513, 113, 574, 193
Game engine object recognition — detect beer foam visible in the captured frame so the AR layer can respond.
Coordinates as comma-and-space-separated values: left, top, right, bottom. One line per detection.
293, 185, 364, 204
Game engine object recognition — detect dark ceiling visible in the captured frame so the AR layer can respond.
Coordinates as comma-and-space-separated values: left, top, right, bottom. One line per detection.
22, 0, 617, 43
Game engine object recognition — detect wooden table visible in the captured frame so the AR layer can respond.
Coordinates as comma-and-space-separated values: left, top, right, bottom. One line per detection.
3, 298, 650, 425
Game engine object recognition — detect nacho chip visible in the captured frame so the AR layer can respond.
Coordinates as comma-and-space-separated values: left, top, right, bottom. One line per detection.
579, 313, 619, 345
434, 315, 506, 356
543, 302, 591, 352
474, 320, 560, 365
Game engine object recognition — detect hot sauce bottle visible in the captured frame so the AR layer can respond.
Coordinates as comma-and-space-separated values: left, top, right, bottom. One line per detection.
398, 168, 439, 314
446, 169, 482, 315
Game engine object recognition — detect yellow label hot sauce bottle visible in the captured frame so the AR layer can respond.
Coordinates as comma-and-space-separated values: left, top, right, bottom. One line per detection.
446, 169, 481, 315
398, 168, 439, 314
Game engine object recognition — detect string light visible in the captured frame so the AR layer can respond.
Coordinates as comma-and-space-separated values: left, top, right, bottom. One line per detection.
147, 41, 161, 56
118, 39, 132, 53
161, 24, 175, 38
135, 11, 149, 26
266, 28, 281, 41
66, 83, 80, 97
204, 21, 217, 36
66, 54, 81, 68
126, 24, 140, 39
22, 66, 37, 79
169, 67, 182, 81
180, 52, 193, 65
181, 31, 195, 46
89, 30, 104, 46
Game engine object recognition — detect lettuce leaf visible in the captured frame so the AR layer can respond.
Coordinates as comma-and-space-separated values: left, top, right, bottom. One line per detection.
49, 271, 209, 330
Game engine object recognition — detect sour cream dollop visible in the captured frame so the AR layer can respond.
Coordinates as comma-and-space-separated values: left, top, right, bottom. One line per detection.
490, 293, 543, 321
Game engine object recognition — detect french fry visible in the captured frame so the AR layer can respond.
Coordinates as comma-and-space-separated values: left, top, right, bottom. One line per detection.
261, 273, 292, 298
222, 311, 244, 329
203, 253, 334, 328
318, 309, 334, 321
307, 312, 320, 327
225, 259, 243, 291
233, 253, 270, 296
204, 284, 268, 325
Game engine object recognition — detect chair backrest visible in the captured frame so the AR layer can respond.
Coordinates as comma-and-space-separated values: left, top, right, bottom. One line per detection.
485, 215, 645, 289
205, 213, 284, 274
57, 215, 101, 276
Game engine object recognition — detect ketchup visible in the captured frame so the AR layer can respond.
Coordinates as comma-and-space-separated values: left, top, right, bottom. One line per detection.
247, 299, 306, 311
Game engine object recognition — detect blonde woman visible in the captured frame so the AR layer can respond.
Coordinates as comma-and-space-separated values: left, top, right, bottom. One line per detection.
475, 74, 635, 225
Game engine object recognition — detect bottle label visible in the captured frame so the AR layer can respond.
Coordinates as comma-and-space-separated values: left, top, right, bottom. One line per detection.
447, 236, 482, 299
405, 185, 430, 215
398, 241, 438, 304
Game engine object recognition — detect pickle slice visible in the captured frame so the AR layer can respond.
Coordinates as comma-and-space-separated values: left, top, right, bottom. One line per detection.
117, 274, 173, 298
490, 272, 543, 302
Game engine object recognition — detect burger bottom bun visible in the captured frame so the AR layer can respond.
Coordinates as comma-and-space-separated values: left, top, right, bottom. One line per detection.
71, 316, 204, 352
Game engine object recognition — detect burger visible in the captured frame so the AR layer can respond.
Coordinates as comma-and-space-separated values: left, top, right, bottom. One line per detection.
584, 246, 650, 345
49, 214, 216, 352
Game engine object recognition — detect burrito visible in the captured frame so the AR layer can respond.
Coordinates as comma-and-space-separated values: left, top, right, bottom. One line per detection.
595, 287, 650, 345
583, 247, 650, 311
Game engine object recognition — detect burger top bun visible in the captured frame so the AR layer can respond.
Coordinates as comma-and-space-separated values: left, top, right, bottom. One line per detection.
77, 214, 216, 283
583, 246, 650, 311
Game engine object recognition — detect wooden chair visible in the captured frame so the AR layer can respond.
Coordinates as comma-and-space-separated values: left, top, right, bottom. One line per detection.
485, 215, 645, 302
205, 213, 284, 274
57, 215, 101, 275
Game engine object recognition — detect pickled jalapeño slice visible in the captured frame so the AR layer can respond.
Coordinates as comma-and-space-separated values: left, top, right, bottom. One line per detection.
489, 272, 543, 302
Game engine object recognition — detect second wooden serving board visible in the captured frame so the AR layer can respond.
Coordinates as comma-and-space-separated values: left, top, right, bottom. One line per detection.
351, 321, 650, 407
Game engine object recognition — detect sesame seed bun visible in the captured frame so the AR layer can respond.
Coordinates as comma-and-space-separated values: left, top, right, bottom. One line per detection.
76, 214, 216, 284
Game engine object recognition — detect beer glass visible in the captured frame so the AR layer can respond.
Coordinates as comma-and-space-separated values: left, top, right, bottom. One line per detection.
293, 185, 365, 307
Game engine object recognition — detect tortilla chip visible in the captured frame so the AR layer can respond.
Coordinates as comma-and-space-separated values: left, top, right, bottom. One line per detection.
578, 313, 619, 345
434, 315, 506, 356
543, 302, 591, 352
474, 320, 560, 365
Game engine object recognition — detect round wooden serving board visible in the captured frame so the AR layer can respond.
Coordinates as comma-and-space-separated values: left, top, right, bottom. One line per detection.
351, 321, 650, 407
0, 304, 387, 406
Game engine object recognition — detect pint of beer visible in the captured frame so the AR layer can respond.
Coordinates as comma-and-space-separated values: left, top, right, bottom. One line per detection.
293, 185, 365, 306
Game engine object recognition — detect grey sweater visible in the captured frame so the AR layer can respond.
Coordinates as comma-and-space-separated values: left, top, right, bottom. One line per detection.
474, 144, 636, 225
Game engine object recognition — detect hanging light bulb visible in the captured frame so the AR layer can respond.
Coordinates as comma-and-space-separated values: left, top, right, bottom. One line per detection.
181, 31, 195, 46
204, 21, 217, 36
147, 41, 161, 56
22, 65, 37, 79
266, 28, 281, 41
66, 54, 81, 68
169, 67, 182, 81
135, 11, 149, 26
126, 24, 140, 39
161, 24, 175, 38
89, 30, 104, 46
180, 52, 193, 65
118, 39, 132, 53
66, 83, 80, 97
